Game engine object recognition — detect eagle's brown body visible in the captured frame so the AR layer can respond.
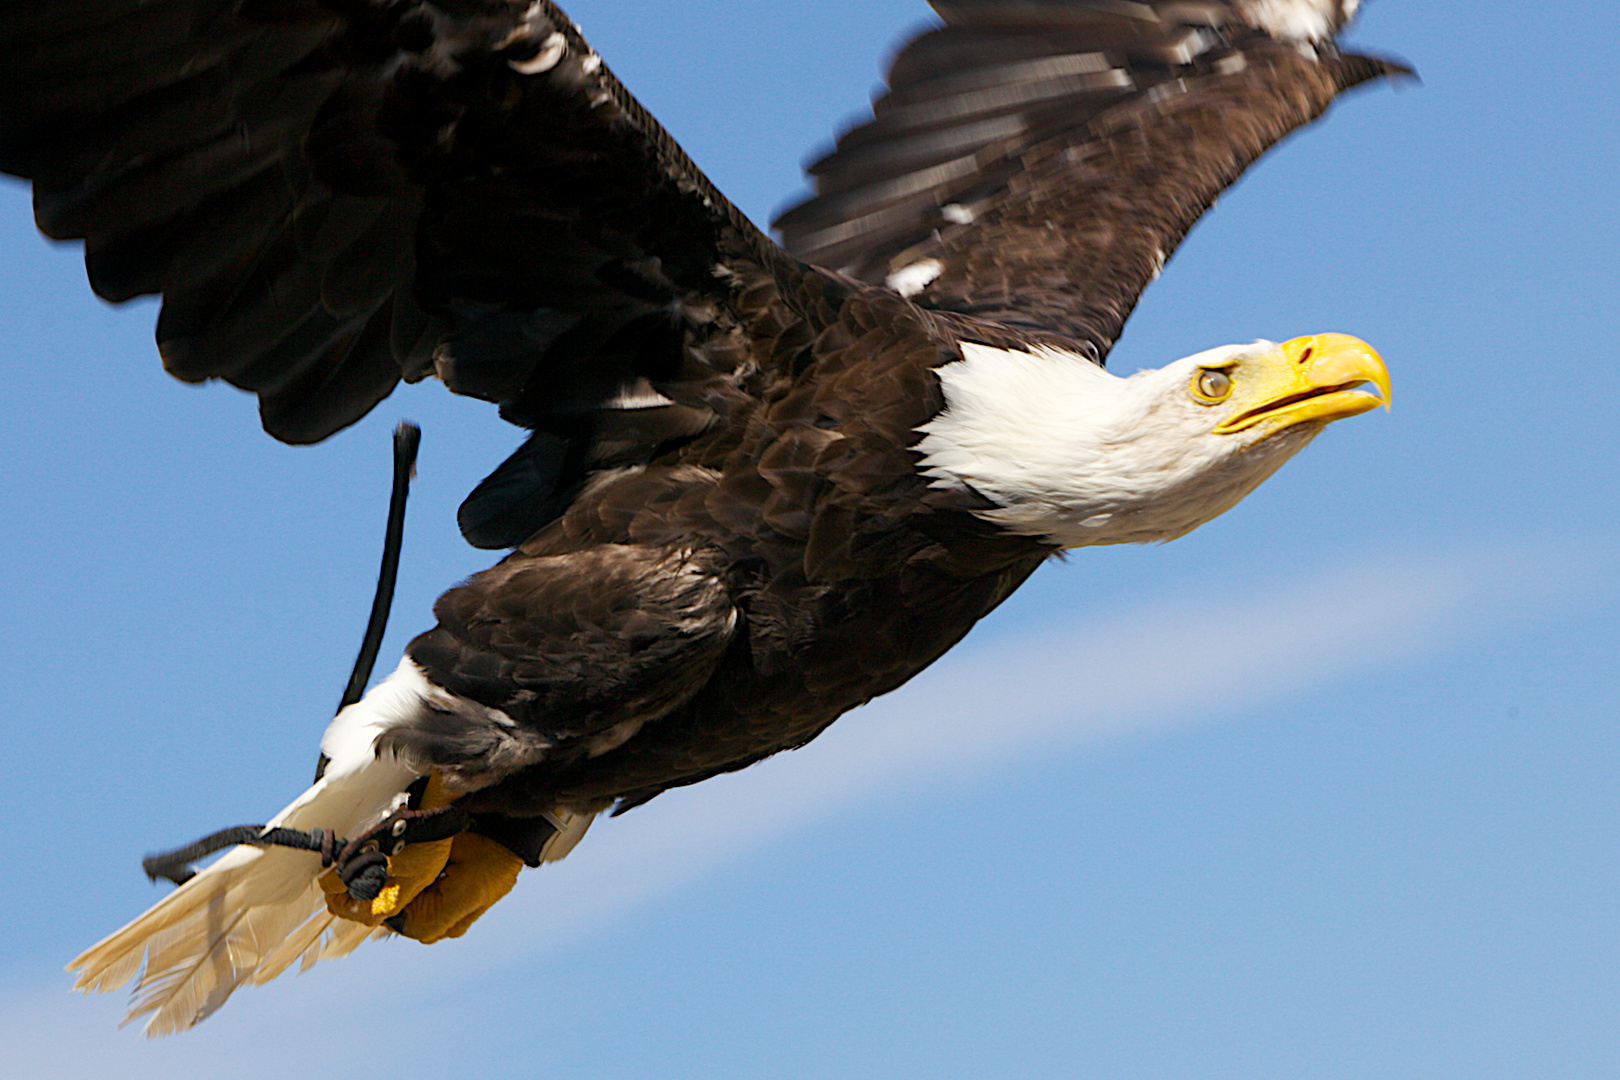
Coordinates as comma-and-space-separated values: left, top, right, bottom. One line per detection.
418, 282, 1052, 815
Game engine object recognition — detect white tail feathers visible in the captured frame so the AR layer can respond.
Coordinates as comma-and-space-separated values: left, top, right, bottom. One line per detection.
69, 847, 388, 1036
68, 661, 429, 1035
68, 659, 600, 1035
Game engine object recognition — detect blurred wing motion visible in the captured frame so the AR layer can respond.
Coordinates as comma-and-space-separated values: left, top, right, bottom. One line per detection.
0, 0, 1405, 1034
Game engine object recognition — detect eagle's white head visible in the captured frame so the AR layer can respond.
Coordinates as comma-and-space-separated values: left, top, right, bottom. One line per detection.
916, 334, 1390, 548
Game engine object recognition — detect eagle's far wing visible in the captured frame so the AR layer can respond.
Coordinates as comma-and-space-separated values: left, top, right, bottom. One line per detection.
774, 0, 1409, 362
1, 0, 784, 547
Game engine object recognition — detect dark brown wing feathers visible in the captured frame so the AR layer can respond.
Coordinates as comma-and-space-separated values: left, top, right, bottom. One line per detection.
776, 2, 1408, 358
2, 0, 779, 534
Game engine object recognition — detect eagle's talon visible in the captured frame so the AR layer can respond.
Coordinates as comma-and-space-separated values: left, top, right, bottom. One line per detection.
322, 773, 462, 925
336, 849, 392, 902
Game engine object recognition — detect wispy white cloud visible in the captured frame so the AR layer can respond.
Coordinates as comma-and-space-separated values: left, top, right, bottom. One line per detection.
2, 543, 1575, 1077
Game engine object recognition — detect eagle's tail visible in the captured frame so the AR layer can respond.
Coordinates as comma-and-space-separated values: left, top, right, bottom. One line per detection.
68, 662, 428, 1036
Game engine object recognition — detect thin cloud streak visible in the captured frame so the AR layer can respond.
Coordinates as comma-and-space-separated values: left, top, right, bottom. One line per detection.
3, 542, 1570, 1078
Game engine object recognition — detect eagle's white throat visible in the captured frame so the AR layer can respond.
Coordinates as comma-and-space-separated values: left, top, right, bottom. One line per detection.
1237, 0, 1360, 42
916, 342, 1321, 548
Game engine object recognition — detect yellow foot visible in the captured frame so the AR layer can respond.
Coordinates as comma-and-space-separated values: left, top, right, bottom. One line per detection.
319, 771, 522, 941
320, 834, 455, 927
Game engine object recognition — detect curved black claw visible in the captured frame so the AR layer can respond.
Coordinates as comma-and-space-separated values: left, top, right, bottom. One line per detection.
336, 849, 392, 902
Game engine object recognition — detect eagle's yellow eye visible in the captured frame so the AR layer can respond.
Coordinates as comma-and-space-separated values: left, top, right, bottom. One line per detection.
1193, 368, 1232, 402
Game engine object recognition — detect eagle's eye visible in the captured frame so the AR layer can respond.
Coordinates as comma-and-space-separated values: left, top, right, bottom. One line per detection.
1193, 368, 1233, 403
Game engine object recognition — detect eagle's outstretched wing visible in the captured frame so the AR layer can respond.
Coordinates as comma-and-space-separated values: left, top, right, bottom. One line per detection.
776, 0, 1407, 359
2, 0, 790, 546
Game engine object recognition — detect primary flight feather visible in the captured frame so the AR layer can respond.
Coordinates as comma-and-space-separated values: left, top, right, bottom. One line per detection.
0, 0, 1405, 1034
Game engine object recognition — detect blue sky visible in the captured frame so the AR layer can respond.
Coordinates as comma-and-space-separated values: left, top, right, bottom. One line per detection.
1, 1, 1616, 1075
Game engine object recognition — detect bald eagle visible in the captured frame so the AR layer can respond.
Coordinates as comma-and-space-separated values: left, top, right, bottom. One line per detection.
0, 0, 1405, 1033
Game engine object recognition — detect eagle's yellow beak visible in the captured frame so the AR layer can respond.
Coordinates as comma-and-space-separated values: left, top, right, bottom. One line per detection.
1210, 334, 1390, 437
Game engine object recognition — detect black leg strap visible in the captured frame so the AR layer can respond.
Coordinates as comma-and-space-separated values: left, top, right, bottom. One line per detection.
141, 804, 471, 901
